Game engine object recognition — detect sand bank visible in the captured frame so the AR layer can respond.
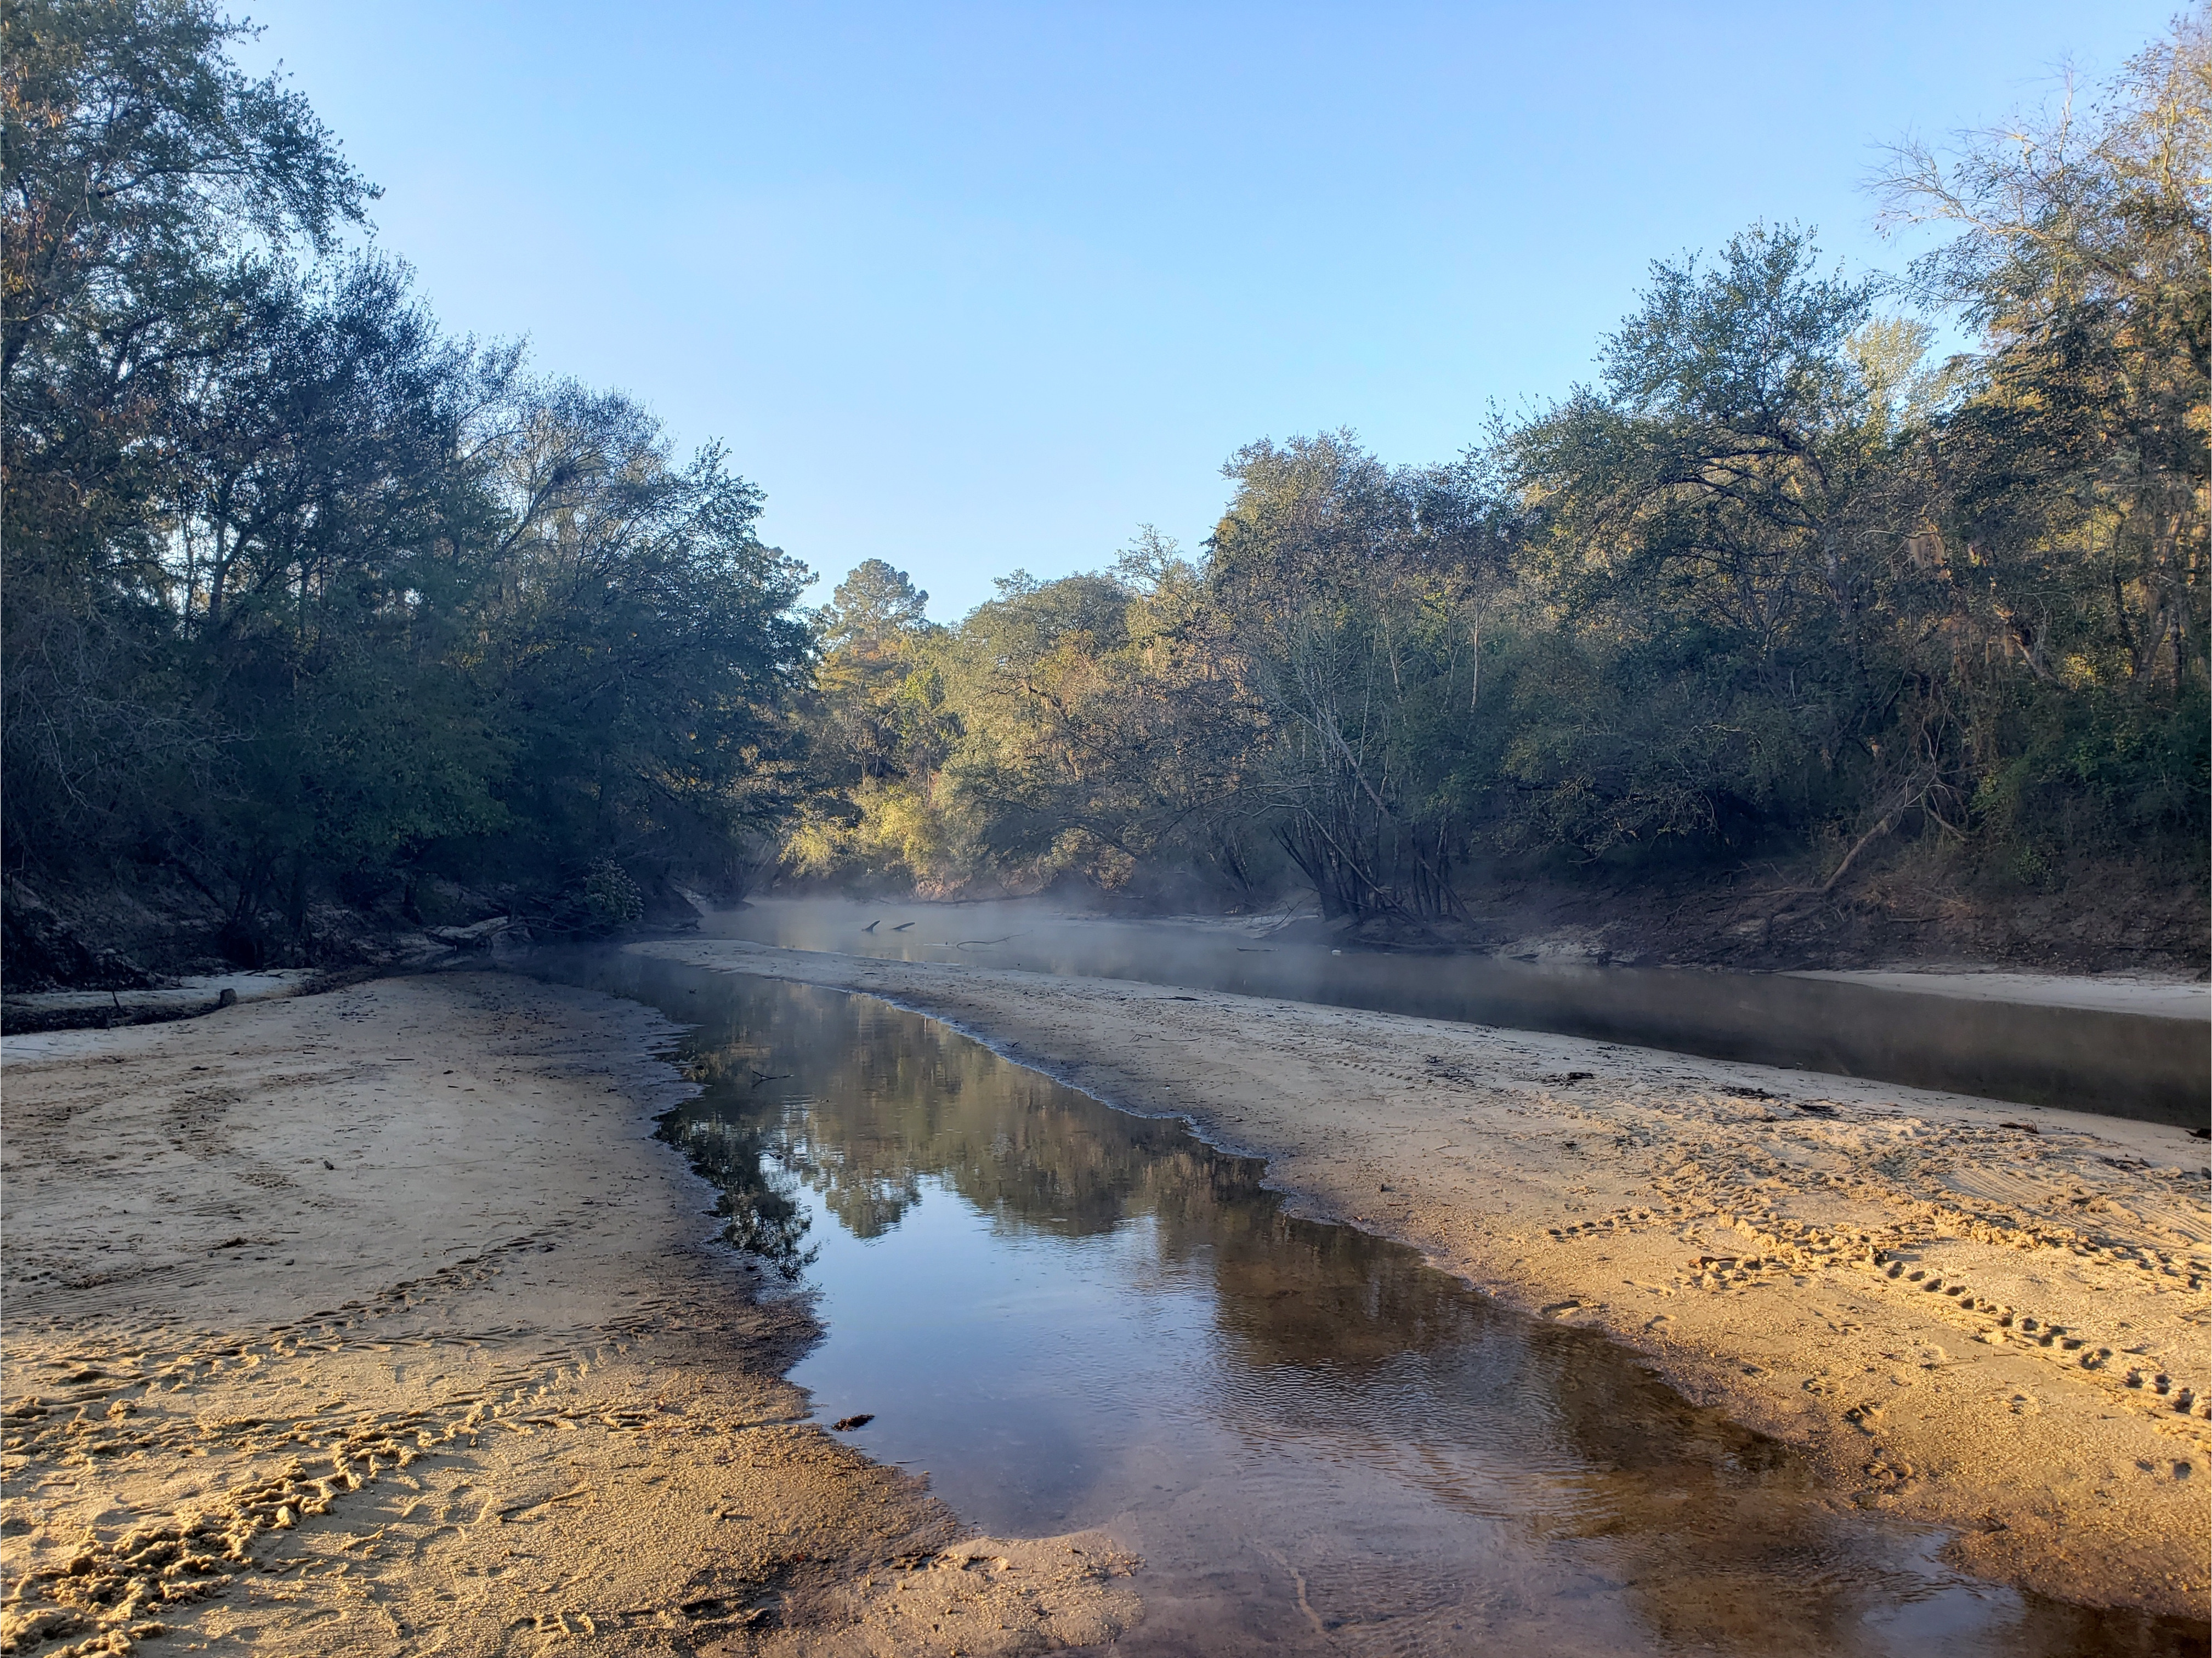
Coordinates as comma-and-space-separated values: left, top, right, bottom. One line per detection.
1784, 968, 2211, 1021
634, 938, 2212, 1620
0, 973, 1138, 1657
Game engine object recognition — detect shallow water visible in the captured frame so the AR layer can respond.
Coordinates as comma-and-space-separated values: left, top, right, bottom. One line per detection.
702, 898, 2209, 1126
551, 952, 2204, 1657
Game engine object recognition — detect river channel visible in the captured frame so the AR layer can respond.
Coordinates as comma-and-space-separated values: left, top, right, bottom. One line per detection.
543, 950, 2200, 1657
700, 899, 2208, 1125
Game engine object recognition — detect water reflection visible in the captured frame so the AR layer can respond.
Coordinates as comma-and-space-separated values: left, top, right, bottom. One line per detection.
705, 897, 2209, 1125
544, 951, 2205, 1658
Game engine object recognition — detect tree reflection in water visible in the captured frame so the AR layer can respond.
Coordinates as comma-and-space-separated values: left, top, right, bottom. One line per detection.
537, 951, 2202, 1658
660, 1081, 817, 1275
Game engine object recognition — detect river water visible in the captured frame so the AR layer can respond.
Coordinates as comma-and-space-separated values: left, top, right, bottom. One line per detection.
547, 950, 2201, 1657
699, 899, 2208, 1125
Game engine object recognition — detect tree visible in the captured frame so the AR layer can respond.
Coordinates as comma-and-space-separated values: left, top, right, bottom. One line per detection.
469, 383, 814, 910
1209, 433, 1500, 919
810, 559, 943, 782
933, 556, 1256, 894
2, 0, 375, 871
1874, 15, 2209, 864
1498, 226, 1963, 867
782, 561, 961, 887
3, 1, 818, 963
160, 258, 511, 949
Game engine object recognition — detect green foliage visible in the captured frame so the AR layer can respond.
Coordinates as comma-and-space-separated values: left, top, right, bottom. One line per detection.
791, 535, 1262, 899
463, 387, 812, 898
582, 860, 645, 931
798, 21, 2205, 917
3, 0, 378, 868
781, 560, 958, 887
3, 0, 811, 955
7, 0, 2199, 952
1499, 224, 1932, 856
1207, 433, 1500, 917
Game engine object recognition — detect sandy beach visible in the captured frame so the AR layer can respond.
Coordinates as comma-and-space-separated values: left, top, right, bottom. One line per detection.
634, 938, 2212, 1620
4, 949, 2204, 1654
0, 972, 1137, 1657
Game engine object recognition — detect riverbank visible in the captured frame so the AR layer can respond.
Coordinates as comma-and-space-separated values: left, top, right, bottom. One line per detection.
1782, 967, 2209, 1020
632, 938, 2212, 1620
0, 973, 1139, 1658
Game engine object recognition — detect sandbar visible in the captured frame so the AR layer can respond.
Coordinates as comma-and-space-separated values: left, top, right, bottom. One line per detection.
636, 937, 2212, 1620
0, 972, 1137, 1657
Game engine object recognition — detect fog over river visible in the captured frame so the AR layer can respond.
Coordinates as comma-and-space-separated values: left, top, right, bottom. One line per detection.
699, 899, 2209, 1126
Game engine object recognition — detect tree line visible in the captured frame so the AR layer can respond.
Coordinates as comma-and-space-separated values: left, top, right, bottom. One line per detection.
792, 25, 2209, 924
5, 0, 809, 961
4, 0, 2204, 967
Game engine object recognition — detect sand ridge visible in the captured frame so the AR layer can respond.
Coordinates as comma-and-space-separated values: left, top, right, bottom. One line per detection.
634, 938, 2212, 1620
0, 973, 1139, 1657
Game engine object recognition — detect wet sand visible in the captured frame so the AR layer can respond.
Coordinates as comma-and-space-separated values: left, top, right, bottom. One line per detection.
634, 938, 2212, 1621
0, 973, 1137, 1657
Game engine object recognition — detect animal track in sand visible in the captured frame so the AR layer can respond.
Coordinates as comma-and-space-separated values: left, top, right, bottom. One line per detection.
2, 1344, 465, 1654
1843, 1400, 1890, 1434
2133, 1457, 2195, 1482
1858, 1255, 2210, 1436
1617, 1101, 2212, 1450
0, 1280, 810, 1658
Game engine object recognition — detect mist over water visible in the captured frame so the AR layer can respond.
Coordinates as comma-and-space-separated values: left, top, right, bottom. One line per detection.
543, 951, 2203, 1658
699, 898, 2209, 1126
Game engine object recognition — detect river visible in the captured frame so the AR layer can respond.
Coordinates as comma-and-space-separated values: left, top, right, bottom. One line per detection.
541, 948, 2201, 1657
697, 899, 2208, 1126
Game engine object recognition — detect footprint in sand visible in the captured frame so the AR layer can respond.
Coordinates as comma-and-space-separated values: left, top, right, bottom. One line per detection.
2136, 1458, 2196, 1481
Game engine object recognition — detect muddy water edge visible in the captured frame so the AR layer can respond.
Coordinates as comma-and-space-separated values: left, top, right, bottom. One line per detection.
531, 950, 2207, 1658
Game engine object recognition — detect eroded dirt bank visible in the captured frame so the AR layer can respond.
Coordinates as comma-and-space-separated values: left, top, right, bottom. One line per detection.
0, 973, 1138, 1658
633, 939, 2212, 1621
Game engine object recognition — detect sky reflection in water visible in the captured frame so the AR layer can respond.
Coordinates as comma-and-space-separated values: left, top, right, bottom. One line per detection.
557, 952, 2202, 1658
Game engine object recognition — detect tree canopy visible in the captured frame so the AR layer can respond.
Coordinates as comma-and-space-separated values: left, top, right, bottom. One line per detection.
792, 22, 2206, 924
3, 1, 2201, 970
4, 0, 810, 960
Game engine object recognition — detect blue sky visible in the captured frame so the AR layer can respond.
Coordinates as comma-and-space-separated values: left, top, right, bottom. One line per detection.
233, 2, 2176, 619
